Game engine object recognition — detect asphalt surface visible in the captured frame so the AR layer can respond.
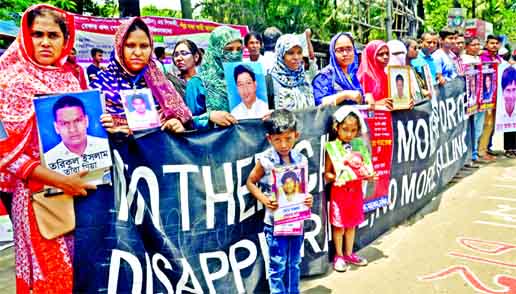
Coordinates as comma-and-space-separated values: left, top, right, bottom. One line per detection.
300, 155, 516, 294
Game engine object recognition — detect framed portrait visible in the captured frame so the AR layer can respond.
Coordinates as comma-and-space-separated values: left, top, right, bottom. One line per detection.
388, 65, 412, 110
33, 90, 112, 183
120, 88, 160, 131
223, 62, 269, 120
422, 64, 436, 99
464, 64, 480, 115
479, 62, 498, 111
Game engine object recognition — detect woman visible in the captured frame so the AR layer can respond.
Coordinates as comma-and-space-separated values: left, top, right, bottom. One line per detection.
387, 40, 407, 67
312, 33, 363, 106
270, 34, 315, 110
169, 39, 203, 97
90, 17, 191, 133
0, 5, 95, 292
403, 38, 431, 100
184, 26, 241, 128
357, 40, 391, 106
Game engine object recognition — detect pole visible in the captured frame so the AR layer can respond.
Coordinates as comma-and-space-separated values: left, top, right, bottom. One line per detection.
386, 0, 393, 40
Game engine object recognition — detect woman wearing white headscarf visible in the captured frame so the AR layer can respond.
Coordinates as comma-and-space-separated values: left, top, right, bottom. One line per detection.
270, 34, 315, 110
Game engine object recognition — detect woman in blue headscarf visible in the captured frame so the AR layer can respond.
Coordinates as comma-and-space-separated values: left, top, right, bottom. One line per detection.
312, 33, 364, 106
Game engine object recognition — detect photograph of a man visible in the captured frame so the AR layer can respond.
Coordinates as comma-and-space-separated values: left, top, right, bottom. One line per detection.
34, 91, 112, 178
395, 74, 406, 99
501, 66, 516, 119
125, 93, 160, 130
230, 64, 269, 120
46, 95, 106, 158
388, 66, 411, 109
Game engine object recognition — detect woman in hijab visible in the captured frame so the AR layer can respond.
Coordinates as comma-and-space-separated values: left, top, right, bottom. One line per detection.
90, 17, 192, 133
270, 34, 315, 110
312, 33, 364, 106
387, 40, 407, 67
184, 26, 242, 128
0, 5, 95, 292
357, 40, 391, 107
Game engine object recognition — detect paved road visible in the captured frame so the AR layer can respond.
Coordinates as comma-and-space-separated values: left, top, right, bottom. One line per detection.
301, 156, 516, 294
1, 157, 515, 294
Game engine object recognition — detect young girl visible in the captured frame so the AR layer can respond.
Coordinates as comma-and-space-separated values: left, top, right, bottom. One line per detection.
325, 106, 374, 272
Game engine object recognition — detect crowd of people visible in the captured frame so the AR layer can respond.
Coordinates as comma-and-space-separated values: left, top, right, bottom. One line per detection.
0, 3, 515, 293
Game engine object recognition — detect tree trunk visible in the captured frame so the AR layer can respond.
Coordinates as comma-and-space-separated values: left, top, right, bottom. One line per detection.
118, 0, 140, 17
181, 0, 193, 19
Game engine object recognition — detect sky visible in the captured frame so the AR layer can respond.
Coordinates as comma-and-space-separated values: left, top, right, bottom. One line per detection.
139, 0, 181, 10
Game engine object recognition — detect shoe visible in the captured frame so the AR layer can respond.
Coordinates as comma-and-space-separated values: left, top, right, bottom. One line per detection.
343, 253, 368, 266
333, 256, 349, 272
464, 163, 480, 169
473, 158, 488, 164
487, 150, 503, 156
505, 151, 516, 159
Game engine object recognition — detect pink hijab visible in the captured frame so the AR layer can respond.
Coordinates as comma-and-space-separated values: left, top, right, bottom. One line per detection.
357, 40, 389, 101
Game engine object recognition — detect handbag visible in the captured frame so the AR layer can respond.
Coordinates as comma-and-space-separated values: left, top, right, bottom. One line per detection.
32, 191, 75, 240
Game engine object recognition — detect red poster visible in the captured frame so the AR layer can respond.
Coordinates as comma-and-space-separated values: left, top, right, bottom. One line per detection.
478, 62, 498, 111
360, 109, 393, 212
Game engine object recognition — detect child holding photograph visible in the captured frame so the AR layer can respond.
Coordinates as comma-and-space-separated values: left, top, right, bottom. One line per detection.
246, 109, 313, 294
325, 106, 375, 272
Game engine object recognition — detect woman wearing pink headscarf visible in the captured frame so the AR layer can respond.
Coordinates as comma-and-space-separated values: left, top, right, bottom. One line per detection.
357, 40, 391, 108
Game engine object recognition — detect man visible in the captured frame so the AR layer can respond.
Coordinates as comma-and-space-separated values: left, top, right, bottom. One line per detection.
64, 48, 88, 90
126, 94, 160, 129
479, 35, 502, 159
87, 48, 104, 83
230, 64, 269, 120
452, 33, 465, 75
462, 37, 487, 166
243, 32, 264, 63
455, 33, 465, 55
394, 74, 406, 99
44, 96, 108, 174
411, 32, 438, 84
501, 66, 516, 157
262, 27, 282, 74
510, 49, 516, 65
154, 46, 168, 74
432, 27, 459, 85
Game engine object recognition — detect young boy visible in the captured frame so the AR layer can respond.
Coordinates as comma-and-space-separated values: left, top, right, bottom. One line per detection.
246, 109, 313, 294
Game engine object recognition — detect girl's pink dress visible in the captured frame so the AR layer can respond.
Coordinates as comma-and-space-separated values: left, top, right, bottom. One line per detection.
330, 180, 364, 228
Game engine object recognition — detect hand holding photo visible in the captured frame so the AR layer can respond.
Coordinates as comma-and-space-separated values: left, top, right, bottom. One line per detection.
388, 66, 412, 110
326, 138, 374, 185
33, 90, 112, 184
223, 62, 269, 120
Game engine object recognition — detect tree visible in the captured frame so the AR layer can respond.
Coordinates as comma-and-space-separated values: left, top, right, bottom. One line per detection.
141, 5, 181, 18
0, 0, 77, 23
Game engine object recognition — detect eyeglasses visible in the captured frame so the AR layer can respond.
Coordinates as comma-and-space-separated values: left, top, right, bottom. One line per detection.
335, 47, 354, 54
173, 50, 192, 58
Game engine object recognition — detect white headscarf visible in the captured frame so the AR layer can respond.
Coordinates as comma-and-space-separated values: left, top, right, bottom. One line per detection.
387, 40, 407, 66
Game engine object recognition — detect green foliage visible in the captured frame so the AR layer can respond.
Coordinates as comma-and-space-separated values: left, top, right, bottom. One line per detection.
196, 0, 386, 43
141, 5, 181, 18
423, 0, 516, 41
